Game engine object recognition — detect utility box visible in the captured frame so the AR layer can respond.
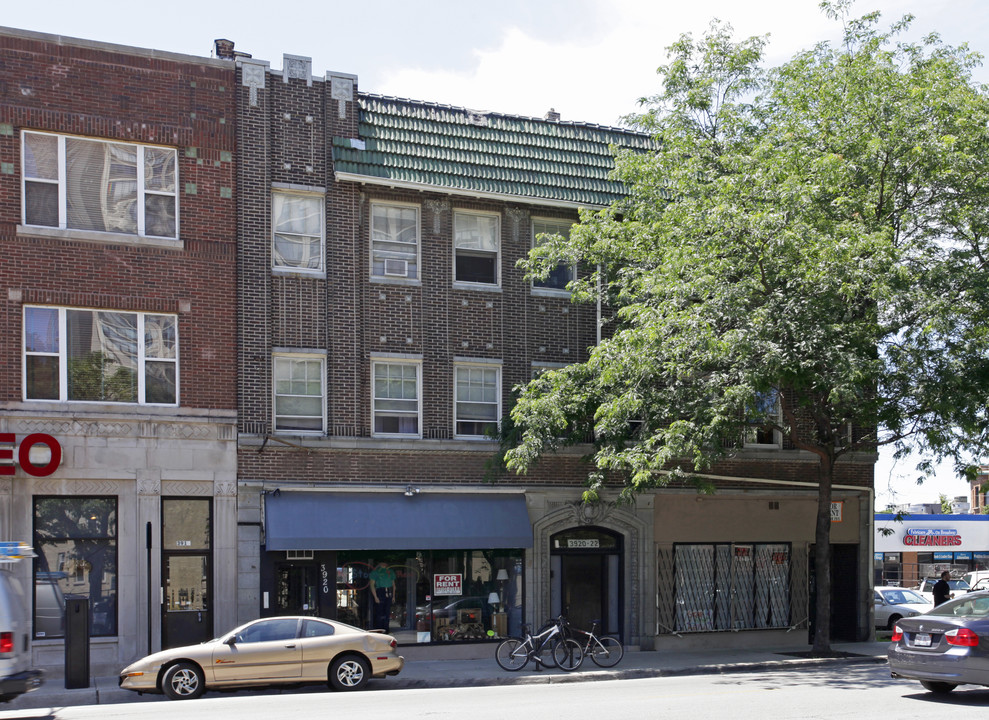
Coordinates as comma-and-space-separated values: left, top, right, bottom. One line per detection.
64, 598, 90, 689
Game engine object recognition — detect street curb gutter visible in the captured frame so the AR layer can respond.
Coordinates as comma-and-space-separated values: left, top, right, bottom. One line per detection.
2, 654, 890, 708
390, 654, 890, 689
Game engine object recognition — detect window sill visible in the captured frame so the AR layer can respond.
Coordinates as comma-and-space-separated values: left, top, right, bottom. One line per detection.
370, 276, 421, 287
17, 225, 184, 251
452, 281, 502, 293
531, 286, 571, 298
273, 267, 326, 279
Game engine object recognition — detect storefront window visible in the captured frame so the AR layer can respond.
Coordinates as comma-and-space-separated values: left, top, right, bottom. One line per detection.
33, 496, 117, 638
336, 549, 523, 644
673, 542, 790, 632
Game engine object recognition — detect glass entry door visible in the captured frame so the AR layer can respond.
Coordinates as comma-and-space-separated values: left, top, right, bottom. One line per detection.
275, 563, 320, 616
161, 498, 212, 649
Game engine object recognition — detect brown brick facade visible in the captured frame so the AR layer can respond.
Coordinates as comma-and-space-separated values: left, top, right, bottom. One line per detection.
234, 60, 874, 495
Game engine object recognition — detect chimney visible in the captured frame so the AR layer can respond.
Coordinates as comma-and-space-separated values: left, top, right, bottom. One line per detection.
545, 108, 561, 122
214, 39, 236, 60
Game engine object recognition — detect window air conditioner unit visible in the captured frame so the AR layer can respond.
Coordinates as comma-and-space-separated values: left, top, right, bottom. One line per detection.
383, 258, 408, 277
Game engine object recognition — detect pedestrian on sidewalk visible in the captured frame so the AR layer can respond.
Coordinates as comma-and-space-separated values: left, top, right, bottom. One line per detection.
933, 570, 952, 606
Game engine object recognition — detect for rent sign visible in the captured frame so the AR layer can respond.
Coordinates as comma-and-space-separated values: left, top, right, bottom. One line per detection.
433, 573, 462, 596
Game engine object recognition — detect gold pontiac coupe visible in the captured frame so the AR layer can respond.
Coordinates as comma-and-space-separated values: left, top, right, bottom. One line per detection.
119, 616, 404, 700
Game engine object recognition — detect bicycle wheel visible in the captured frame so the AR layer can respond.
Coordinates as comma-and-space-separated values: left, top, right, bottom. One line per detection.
551, 637, 584, 671
495, 638, 530, 671
588, 636, 624, 667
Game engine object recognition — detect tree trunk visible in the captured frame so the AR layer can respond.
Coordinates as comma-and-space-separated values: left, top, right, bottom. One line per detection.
812, 455, 834, 655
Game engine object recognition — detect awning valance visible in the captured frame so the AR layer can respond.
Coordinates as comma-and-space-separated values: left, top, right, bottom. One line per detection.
264, 491, 532, 551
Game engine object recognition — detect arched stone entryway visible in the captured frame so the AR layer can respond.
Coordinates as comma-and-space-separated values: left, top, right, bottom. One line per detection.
529, 495, 652, 648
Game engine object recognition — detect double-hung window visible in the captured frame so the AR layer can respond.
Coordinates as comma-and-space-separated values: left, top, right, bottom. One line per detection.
22, 131, 178, 239
273, 354, 326, 433
454, 363, 501, 438
745, 391, 782, 448
532, 218, 575, 292
372, 361, 420, 437
24, 306, 178, 405
272, 190, 324, 273
371, 202, 419, 280
454, 211, 499, 286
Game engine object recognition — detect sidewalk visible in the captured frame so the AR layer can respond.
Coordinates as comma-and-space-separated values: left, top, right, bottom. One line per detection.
0, 641, 891, 711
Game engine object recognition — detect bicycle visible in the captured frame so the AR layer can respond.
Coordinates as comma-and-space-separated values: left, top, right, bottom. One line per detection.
567, 619, 624, 667
495, 616, 584, 671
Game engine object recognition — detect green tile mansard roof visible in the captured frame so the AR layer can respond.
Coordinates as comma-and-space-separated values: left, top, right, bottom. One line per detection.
332, 94, 656, 208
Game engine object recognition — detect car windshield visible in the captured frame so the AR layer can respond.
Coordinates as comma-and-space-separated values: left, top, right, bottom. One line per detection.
927, 593, 989, 618
921, 579, 971, 592
882, 589, 928, 605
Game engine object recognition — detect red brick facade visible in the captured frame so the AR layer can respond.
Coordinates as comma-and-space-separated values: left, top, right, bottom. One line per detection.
0, 30, 237, 409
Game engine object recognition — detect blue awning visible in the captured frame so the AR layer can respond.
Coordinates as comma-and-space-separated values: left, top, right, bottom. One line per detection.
264, 491, 532, 551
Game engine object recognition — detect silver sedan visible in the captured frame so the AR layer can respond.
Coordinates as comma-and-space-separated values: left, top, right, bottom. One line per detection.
888, 589, 989, 694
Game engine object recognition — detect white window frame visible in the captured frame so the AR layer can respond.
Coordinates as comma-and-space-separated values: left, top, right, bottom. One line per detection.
21, 130, 179, 240
454, 361, 502, 439
273, 353, 327, 435
453, 210, 501, 288
22, 305, 179, 406
370, 201, 420, 282
531, 217, 575, 295
744, 391, 782, 449
371, 359, 422, 438
272, 188, 325, 275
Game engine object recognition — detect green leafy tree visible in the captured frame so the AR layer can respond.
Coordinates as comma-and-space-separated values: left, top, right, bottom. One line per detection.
505, 3, 989, 654
939, 494, 952, 514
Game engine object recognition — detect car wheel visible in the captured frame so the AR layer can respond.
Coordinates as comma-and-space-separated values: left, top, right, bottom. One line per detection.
920, 681, 957, 694
162, 661, 205, 700
886, 614, 901, 631
329, 655, 370, 691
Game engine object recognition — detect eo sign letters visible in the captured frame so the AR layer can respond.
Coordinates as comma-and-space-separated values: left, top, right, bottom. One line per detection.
0, 434, 62, 477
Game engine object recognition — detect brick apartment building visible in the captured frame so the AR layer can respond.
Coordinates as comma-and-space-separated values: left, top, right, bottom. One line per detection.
230, 50, 876, 653
0, 27, 877, 676
0, 28, 238, 674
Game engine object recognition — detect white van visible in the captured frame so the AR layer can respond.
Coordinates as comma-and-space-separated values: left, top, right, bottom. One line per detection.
0, 570, 43, 702
962, 570, 989, 591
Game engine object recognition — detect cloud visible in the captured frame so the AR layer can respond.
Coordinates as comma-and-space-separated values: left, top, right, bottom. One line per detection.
371, 0, 986, 127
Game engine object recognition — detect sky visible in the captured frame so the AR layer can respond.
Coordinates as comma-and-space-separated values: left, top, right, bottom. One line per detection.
3, 0, 985, 507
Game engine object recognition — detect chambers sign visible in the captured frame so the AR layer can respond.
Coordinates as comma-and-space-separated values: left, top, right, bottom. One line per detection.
903, 528, 962, 547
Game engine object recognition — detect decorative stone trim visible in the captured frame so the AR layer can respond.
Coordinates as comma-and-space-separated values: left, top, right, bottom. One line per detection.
424, 199, 450, 234
506, 207, 529, 243
531, 496, 648, 647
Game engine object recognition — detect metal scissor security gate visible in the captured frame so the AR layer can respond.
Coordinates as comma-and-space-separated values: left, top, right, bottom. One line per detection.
660, 543, 792, 633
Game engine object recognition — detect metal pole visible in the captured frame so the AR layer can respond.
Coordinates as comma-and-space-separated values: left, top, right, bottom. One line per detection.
146, 521, 152, 655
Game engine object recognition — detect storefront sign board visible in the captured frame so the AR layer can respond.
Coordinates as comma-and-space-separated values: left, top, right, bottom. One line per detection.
434, 573, 462, 596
